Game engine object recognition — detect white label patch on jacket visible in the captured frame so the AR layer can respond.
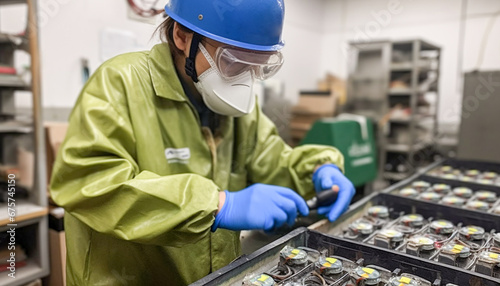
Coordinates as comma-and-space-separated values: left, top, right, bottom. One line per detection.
165, 148, 190, 164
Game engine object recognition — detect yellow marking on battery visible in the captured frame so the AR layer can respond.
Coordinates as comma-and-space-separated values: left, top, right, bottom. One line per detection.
438, 221, 448, 226
323, 262, 332, 267
489, 253, 499, 259
362, 268, 374, 274
399, 277, 412, 283
326, 257, 337, 264
468, 228, 478, 233
257, 275, 268, 282
361, 273, 369, 278
291, 249, 300, 255
409, 215, 418, 219
452, 244, 464, 253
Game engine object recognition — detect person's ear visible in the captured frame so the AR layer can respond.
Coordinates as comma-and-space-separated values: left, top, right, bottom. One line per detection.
172, 22, 192, 57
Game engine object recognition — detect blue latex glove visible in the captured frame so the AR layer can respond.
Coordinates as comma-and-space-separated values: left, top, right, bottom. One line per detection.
212, 184, 309, 232
312, 164, 355, 222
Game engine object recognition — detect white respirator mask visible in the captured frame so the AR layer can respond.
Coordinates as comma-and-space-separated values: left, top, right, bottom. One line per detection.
193, 43, 255, 117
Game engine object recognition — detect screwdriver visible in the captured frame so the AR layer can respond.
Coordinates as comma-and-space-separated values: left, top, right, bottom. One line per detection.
306, 185, 340, 209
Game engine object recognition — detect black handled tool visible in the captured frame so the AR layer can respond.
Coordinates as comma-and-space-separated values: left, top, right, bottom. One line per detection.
306, 188, 339, 209
268, 187, 340, 234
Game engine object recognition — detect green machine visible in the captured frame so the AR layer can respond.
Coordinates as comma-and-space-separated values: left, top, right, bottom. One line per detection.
301, 114, 377, 188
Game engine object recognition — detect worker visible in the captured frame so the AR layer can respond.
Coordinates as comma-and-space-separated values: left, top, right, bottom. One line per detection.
50, 0, 355, 285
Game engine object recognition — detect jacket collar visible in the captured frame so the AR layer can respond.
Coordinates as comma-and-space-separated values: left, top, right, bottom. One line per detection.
148, 43, 187, 102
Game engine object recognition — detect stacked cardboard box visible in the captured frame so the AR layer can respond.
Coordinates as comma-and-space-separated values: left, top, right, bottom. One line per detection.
45, 122, 68, 188
290, 91, 335, 144
289, 74, 345, 146
44, 122, 68, 286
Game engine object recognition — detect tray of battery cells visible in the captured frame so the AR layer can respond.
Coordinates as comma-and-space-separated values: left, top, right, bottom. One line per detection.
191, 227, 499, 286
422, 158, 500, 188
389, 174, 500, 216
308, 192, 500, 283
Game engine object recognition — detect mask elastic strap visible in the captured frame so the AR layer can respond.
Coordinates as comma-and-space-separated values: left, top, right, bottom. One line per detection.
185, 32, 201, 82
198, 43, 218, 70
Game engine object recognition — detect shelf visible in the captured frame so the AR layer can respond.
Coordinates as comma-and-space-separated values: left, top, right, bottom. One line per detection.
388, 89, 434, 96
389, 114, 435, 124
388, 89, 413, 96
0, 1, 50, 285
0, 202, 47, 226
0, 259, 44, 286
0, 74, 29, 89
392, 39, 441, 51
419, 40, 441, 51
350, 76, 388, 82
0, 33, 28, 47
0, 0, 26, 6
391, 61, 437, 72
385, 141, 431, 153
389, 117, 411, 123
0, 120, 33, 133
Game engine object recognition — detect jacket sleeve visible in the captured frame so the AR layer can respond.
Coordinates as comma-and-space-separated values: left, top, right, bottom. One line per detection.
50, 63, 219, 247
246, 105, 344, 199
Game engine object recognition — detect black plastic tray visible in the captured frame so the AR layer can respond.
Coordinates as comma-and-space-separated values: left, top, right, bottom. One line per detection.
309, 191, 500, 283
385, 174, 500, 215
191, 227, 499, 285
421, 158, 500, 189
423, 159, 500, 174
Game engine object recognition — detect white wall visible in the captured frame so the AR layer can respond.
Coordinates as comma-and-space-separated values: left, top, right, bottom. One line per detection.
1, 0, 163, 109
273, 0, 326, 103
319, 0, 500, 124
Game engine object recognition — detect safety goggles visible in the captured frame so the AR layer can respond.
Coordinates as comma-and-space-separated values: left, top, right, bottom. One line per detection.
214, 46, 284, 80
198, 39, 283, 80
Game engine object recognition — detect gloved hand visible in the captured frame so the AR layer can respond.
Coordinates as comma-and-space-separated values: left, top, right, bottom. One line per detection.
212, 184, 309, 232
312, 164, 355, 222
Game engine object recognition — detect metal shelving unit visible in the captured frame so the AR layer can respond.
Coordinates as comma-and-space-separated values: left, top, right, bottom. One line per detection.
345, 39, 440, 183
384, 39, 440, 182
0, 0, 49, 285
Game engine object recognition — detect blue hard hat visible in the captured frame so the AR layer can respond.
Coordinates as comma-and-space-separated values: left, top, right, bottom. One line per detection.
164, 0, 285, 51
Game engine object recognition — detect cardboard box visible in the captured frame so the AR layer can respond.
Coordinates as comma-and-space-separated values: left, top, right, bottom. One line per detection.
317, 73, 346, 106
44, 123, 68, 286
292, 91, 337, 116
17, 147, 34, 189
43, 207, 66, 286
289, 90, 338, 145
45, 122, 68, 186
47, 229, 66, 286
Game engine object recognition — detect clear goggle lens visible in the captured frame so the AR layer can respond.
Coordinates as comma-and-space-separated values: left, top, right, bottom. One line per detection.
214, 47, 284, 80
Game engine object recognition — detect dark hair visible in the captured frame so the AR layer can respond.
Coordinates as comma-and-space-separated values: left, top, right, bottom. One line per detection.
156, 17, 193, 56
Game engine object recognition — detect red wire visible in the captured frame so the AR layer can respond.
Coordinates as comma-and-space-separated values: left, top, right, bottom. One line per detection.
356, 277, 365, 285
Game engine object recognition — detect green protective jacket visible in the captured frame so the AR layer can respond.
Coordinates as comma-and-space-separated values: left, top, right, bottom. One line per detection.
50, 43, 344, 286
